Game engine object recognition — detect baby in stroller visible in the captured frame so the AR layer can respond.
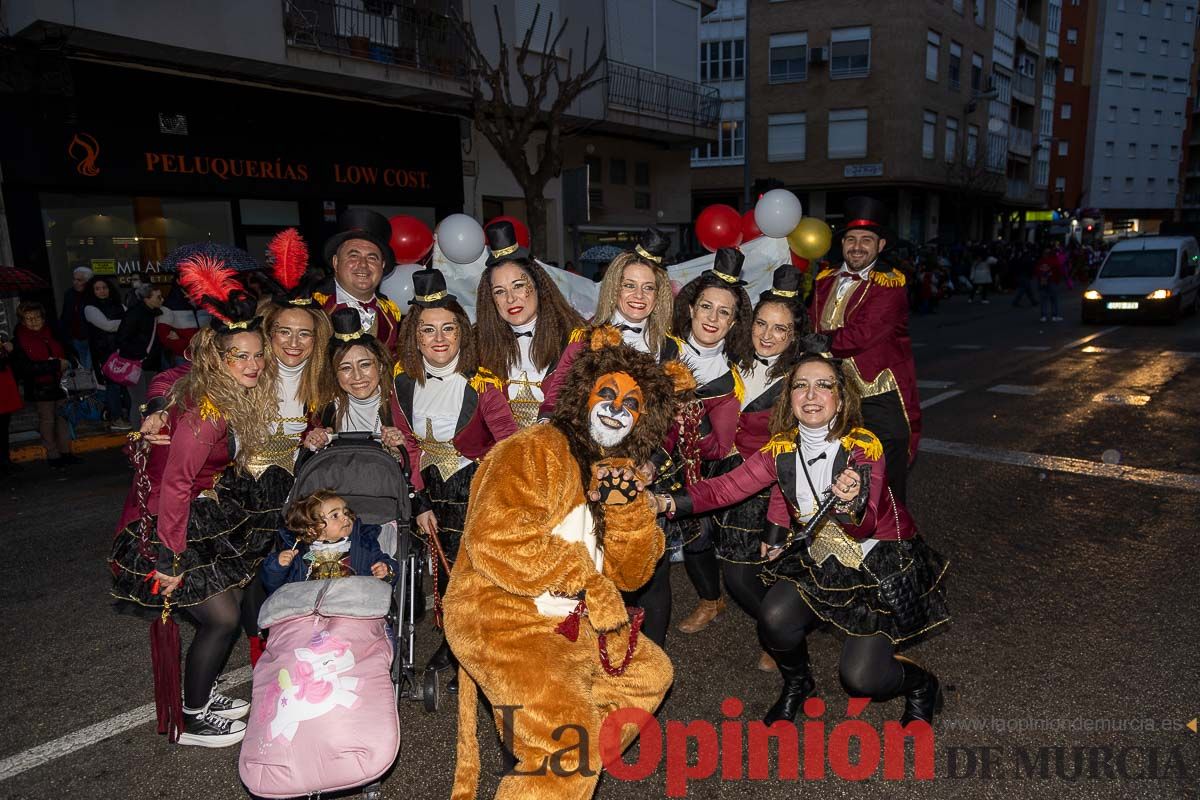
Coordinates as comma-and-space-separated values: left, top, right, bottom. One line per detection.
262, 489, 398, 592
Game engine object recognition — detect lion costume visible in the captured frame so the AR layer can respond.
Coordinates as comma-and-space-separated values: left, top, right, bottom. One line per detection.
444, 328, 689, 800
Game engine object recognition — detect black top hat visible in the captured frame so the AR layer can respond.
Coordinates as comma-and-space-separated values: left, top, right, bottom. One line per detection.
704, 247, 748, 287
631, 228, 670, 268
834, 196, 893, 244
484, 220, 532, 267
761, 264, 802, 301
323, 209, 397, 277
409, 267, 457, 308
327, 307, 374, 351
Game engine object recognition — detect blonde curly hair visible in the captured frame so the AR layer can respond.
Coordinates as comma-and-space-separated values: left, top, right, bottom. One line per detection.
170, 327, 278, 467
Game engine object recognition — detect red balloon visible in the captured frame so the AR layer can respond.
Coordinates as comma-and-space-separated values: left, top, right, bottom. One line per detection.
695, 204, 743, 252
388, 215, 435, 263
741, 209, 762, 243
484, 215, 531, 249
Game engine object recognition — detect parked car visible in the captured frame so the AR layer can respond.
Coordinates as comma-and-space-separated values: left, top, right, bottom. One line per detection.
1082, 235, 1200, 323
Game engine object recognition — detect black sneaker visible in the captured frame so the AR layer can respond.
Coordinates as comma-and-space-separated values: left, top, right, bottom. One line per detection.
208, 688, 250, 720
177, 708, 246, 748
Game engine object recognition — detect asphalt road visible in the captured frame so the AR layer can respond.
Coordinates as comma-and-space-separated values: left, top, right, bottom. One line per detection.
2, 291, 1198, 800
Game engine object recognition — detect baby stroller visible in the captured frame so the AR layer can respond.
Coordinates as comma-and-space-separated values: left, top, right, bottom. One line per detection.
239, 433, 423, 799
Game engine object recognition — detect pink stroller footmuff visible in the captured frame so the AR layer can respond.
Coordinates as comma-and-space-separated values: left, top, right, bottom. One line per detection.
239, 577, 398, 798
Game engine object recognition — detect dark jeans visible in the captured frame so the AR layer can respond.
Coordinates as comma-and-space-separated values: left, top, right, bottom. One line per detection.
1012, 278, 1037, 307
1039, 283, 1060, 318
102, 382, 130, 422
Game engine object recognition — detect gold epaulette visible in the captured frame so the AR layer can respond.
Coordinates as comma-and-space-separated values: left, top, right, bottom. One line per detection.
816, 268, 837, 281
470, 367, 504, 393
568, 326, 588, 344
665, 332, 685, 350
198, 396, 221, 421
871, 269, 906, 288
393, 361, 406, 378
313, 291, 329, 306
760, 429, 797, 457
379, 297, 401, 319
841, 427, 883, 460
731, 367, 745, 404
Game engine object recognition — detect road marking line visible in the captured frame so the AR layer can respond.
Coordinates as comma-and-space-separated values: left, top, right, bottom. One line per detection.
1014, 345, 1051, 351
919, 439, 1200, 493
0, 666, 253, 783
988, 384, 1042, 396
1160, 350, 1200, 358
920, 390, 963, 409
951, 344, 984, 350
1080, 345, 1123, 354
917, 379, 956, 389
1092, 392, 1151, 406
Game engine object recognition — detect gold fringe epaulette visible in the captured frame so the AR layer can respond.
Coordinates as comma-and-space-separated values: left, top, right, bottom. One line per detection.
761, 429, 797, 457
393, 361, 406, 378
666, 332, 685, 350
841, 427, 883, 460
568, 326, 588, 344
816, 268, 837, 281
312, 291, 329, 306
470, 367, 504, 393
379, 297, 401, 320
731, 367, 745, 404
871, 269, 906, 288
198, 396, 221, 421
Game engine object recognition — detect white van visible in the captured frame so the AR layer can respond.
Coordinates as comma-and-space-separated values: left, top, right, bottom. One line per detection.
1082, 235, 1200, 323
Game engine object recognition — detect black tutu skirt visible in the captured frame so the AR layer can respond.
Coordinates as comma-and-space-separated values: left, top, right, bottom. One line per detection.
709, 454, 772, 564
109, 466, 292, 609
764, 535, 951, 645
420, 462, 477, 566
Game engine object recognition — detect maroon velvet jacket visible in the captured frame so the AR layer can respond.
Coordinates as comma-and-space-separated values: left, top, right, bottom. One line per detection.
733, 376, 785, 459
810, 267, 922, 459
314, 284, 402, 357
389, 368, 518, 503
673, 428, 916, 546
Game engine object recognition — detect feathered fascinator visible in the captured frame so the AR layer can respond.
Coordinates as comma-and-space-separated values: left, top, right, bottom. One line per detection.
177, 253, 261, 333
266, 228, 322, 306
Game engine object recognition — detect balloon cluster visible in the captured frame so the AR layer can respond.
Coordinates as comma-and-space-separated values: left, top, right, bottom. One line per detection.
694, 188, 833, 261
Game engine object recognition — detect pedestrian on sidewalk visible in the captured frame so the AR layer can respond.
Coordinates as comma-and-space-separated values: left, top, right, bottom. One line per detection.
82, 276, 131, 431
1035, 247, 1063, 322
0, 330, 23, 474
116, 284, 165, 425
59, 266, 93, 370
1011, 244, 1037, 308
11, 302, 76, 468
968, 250, 995, 304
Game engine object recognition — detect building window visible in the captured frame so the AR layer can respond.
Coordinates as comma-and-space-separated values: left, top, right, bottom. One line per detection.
827, 108, 869, 158
586, 156, 602, 183
1055, 177, 1066, 191
949, 42, 962, 89
1152, 74, 1167, 92
971, 53, 984, 91
1067, 28, 1078, 44
953, 0, 964, 12
767, 113, 807, 161
967, 124, 979, 164
1064, 66, 1075, 82
926, 31, 941, 81
1174, 110, 1184, 125
1131, 107, 1141, 123
945, 117, 959, 162
701, 39, 746, 82
1166, 2, 1174, 18
610, 159, 627, 184
1171, 144, 1180, 158
1060, 103, 1072, 119
768, 33, 808, 82
1129, 142, 1137, 157
1107, 106, 1117, 122
1058, 140, 1069, 156
1115, 32, 1124, 49
1150, 143, 1159, 158
1105, 141, 1115, 157
975, 0, 986, 25
1187, 6, 1196, 22
634, 191, 651, 210
1172, 78, 1188, 93
1183, 43, 1192, 58
1125, 177, 1135, 192
1129, 72, 1146, 89
1137, 35, 1147, 52
1102, 176, 1112, 191
693, 120, 744, 163
1148, 177, 1157, 191
1154, 109, 1163, 124
831, 27, 871, 79
922, 111, 937, 158
635, 161, 650, 186
1160, 39, 1170, 56
1141, 1, 1150, 15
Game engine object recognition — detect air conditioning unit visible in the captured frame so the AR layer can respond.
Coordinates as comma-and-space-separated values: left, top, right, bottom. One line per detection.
809, 47, 828, 65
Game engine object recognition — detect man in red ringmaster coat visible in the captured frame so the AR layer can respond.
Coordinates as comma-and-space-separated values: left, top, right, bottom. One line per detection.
810, 196, 920, 503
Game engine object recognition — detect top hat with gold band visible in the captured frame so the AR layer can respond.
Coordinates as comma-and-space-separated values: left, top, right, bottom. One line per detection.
409, 267, 457, 309
832, 196, 894, 246
761, 263, 802, 302
630, 227, 671, 269
484, 220, 532, 267
703, 247, 748, 287
323, 208, 397, 277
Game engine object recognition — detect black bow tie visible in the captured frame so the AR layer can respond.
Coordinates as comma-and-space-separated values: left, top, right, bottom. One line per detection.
755, 355, 771, 367
425, 373, 443, 381
617, 324, 642, 334
514, 330, 533, 338
806, 452, 827, 467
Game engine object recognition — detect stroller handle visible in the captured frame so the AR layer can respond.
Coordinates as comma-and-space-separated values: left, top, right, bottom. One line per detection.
327, 431, 382, 442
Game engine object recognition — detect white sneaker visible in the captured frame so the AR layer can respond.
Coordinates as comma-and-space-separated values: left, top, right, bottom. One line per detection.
1051, 316, 1063, 322
177, 708, 247, 748
110, 418, 133, 431
208, 688, 250, 720
1039, 317, 1048, 323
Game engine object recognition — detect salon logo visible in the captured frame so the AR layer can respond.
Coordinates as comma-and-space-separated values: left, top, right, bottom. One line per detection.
67, 132, 101, 177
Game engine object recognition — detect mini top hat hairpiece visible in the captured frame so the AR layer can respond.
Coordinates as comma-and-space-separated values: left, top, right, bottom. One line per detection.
632, 228, 671, 267
763, 264, 802, 300
327, 307, 375, 349
705, 247, 748, 286
484, 220, 531, 267
409, 267, 457, 308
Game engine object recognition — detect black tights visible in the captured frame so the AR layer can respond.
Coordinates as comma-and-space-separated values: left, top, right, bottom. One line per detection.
758, 581, 903, 698
241, 575, 266, 639
183, 587, 244, 709
721, 561, 769, 621
622, 552, 671, 647
682, 518, 722, 602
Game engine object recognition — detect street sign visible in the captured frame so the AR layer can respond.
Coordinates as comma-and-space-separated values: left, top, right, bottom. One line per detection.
843, 163, 884, 178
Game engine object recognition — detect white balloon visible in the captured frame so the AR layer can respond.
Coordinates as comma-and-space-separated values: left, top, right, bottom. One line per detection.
435, 214, 486, 265
754, 189, 804, 238
378, 263, 422, 309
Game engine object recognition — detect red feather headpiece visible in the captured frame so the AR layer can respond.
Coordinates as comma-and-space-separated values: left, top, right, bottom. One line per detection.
177, 254, 241, 323
267, 228, 309, 291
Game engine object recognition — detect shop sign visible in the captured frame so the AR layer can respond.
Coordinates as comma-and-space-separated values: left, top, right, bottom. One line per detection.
90, 258, 116, 275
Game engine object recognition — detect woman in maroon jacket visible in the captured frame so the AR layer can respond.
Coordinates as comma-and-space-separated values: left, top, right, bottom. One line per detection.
11, 301, 74, 467
109, 258, 279, 748
658, 352, 949, 727
390, 267, 518, 686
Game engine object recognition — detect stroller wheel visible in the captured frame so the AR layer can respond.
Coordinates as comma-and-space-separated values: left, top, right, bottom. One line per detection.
362, 783, 383, 800
422, 667, 440, 713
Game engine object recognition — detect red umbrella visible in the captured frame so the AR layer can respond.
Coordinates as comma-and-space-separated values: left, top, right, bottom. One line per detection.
0, 266, 50, 295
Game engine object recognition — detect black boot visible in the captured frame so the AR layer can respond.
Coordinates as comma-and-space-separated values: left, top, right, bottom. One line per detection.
896, 657, 943, 725
763, 641, 815, 725
426, 637, 453, 672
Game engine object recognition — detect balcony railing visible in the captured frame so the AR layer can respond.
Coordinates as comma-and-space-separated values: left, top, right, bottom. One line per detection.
1018, 18, 1041, 52
607, 60, 721, 128
1008, 127, 1033, 156
282, 0, 466, 78
1012, 73, 1037, 104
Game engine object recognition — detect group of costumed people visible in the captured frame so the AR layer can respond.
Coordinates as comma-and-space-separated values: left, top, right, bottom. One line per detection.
108, 198, 949, 800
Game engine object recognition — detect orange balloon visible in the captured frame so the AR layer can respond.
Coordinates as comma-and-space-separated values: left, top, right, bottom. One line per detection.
787, 217, 833, 260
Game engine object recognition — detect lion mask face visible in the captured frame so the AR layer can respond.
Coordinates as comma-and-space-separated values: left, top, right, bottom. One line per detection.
587, 371, 643, 448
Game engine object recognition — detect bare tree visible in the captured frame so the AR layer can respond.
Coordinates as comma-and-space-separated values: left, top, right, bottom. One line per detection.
944, 137, 1005, 241
452, 3, 606, 255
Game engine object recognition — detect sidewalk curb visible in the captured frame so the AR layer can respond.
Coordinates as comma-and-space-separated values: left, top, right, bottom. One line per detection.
12, 433, 129, 463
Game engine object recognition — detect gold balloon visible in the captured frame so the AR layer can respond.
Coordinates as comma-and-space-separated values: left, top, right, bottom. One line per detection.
787, 217, 834, 260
